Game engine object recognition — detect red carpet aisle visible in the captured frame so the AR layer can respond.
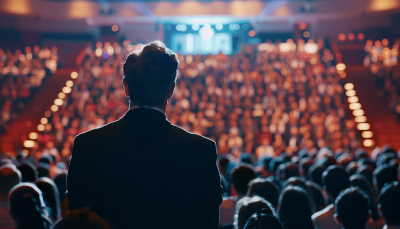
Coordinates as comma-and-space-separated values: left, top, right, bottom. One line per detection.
345, 65, 400, 150
0, 69, 75, 154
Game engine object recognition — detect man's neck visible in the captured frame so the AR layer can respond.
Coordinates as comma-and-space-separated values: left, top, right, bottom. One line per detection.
129, 103, 166, 114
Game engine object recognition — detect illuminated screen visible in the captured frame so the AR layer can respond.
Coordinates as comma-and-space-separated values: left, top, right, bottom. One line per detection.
170, 32, 232, 55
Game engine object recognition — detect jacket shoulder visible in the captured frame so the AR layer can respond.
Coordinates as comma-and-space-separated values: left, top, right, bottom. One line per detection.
170, 124, 215, 147
74, 119, 121, 142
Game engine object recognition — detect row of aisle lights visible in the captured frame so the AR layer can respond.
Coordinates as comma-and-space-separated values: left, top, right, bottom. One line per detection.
24, 71, 78, 148
338, 33, 365, 42
343, 83, 374, 147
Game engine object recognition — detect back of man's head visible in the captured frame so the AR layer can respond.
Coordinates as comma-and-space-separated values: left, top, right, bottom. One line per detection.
17, 161, 37, 183
309, 164, 325, 187
299, 158, 313, 179
0, 164, 21, 201
335, 187, 370, 229
323, 165, 349, 201
123, 41, 179, 107
373, 164, 397, 193
231, 164, 257, 195
235, 196, 276, 229
379, 181, 400, 226
281, 162, 299, 180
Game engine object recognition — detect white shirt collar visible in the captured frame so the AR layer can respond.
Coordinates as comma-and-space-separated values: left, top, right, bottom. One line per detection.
129, 105, 165, 115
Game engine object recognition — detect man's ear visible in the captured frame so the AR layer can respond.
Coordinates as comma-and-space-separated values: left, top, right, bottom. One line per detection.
334, 213, 341, 226
167, 83, 176, 100
122, 78, 130, 97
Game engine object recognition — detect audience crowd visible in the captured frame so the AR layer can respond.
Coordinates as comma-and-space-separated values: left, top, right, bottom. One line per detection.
363, 39, 400, 122
0, 40, 399, 229
0, 46, 58, 134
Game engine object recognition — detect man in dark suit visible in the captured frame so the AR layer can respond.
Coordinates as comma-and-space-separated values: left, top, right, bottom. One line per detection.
67, 41, 223, 229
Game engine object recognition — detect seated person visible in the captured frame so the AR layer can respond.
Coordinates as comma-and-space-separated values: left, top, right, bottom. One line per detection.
235, 196, 276, 229
334, 187, 370, 229
378, 181, 400, 229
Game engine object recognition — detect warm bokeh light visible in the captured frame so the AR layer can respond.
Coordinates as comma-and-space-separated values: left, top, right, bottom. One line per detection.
44, 111, 51, 117
37, 124, 45, 131
338, 33, 346, 42
303, 31, 310, 38
248, 30, 256, 37
62, 87, 72, 93
71, 71, 78, 79
346, 90, 356, 96
349, 103, 361, 110
54, 99, 64, 106
23, 140, 35, 148
304, 43, 318, 54
40, 117, 48, 124
299, 22, 307, 30
29, 132, 38, 140
363, 139, 374, 147
355, 116, 367, 123
353, 109, 364, 116
362, 131, 373, 138
51, 105, 59, 112
58, 92, 66, 99
348, 33, 355, 41
348, 96, 358, 103
45, 123, 52, 131
357, 33, 365, 40
95, 48, 102, 57
382, 38, 389, 46
112, 25, 119, 32
357, 123, 370, 130
344, 83, 354, 90
66, 80, 74, 87
336, 63, 346, 71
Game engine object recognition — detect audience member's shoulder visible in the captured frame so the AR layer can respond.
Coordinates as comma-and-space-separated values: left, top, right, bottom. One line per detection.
170, 124, 215, 146
312, 204, 334, 221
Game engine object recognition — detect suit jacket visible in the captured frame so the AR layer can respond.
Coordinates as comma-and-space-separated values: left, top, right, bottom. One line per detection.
67, 108, 223, 229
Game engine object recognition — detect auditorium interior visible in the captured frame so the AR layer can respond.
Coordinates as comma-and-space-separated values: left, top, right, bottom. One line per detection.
0, 0, 400, 229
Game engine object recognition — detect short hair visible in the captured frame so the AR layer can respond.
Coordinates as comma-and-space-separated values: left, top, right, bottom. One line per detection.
322, 165, 349, 201
231, 164, 257, 195
306, 181, 326, 212
357, 165, 375, 187
53, 209, 111, 229
281, 163, 299, 180
247, 178, 280, 207
243, 211, 284, 229
17, 161, 38, 182
278, 186, 314, 229
123, 41, 179, 107
8, 183, 53, 229
308, 164, 325, 187
349, 174, 379, 221
335, 187, 370, 229
36, 177, 61, 220
269, 157, 284, 175
299, 158, 313, 179
373, 165, 397, 193
379, 181, 400, 225
235, 196, 276, 229
0, 164, 21, 200
346, 162, 358, 177
38, 163, 50, 178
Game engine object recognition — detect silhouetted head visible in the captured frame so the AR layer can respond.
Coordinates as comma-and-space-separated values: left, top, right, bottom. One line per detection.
38, 163, 50, 178
269, 157, 284, 176
231, 163, 257, 195
53, 209, 112, 229
278, 186, 314, 229
8, 183, 53, 229
299, 158, 313, 179
0, 164, 21, 201
17, 161, 37, 183
322, 165, 349, 202
247, 178, 280, 207
346, 162, 358, 177
123, 41, 179, 107
281, 162, 299, 180
349, 174, 379, 221
306, 181, 326, 212
235, 196, 276, 229
357, 165, 375, 187
373, 164, 397, 193
243, 211, 284, 229
36, 177, 61, 221
54, 173, 67, 203
379, 181, 400, 226
334, 187, 370, 229
308, 164, 325, 187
